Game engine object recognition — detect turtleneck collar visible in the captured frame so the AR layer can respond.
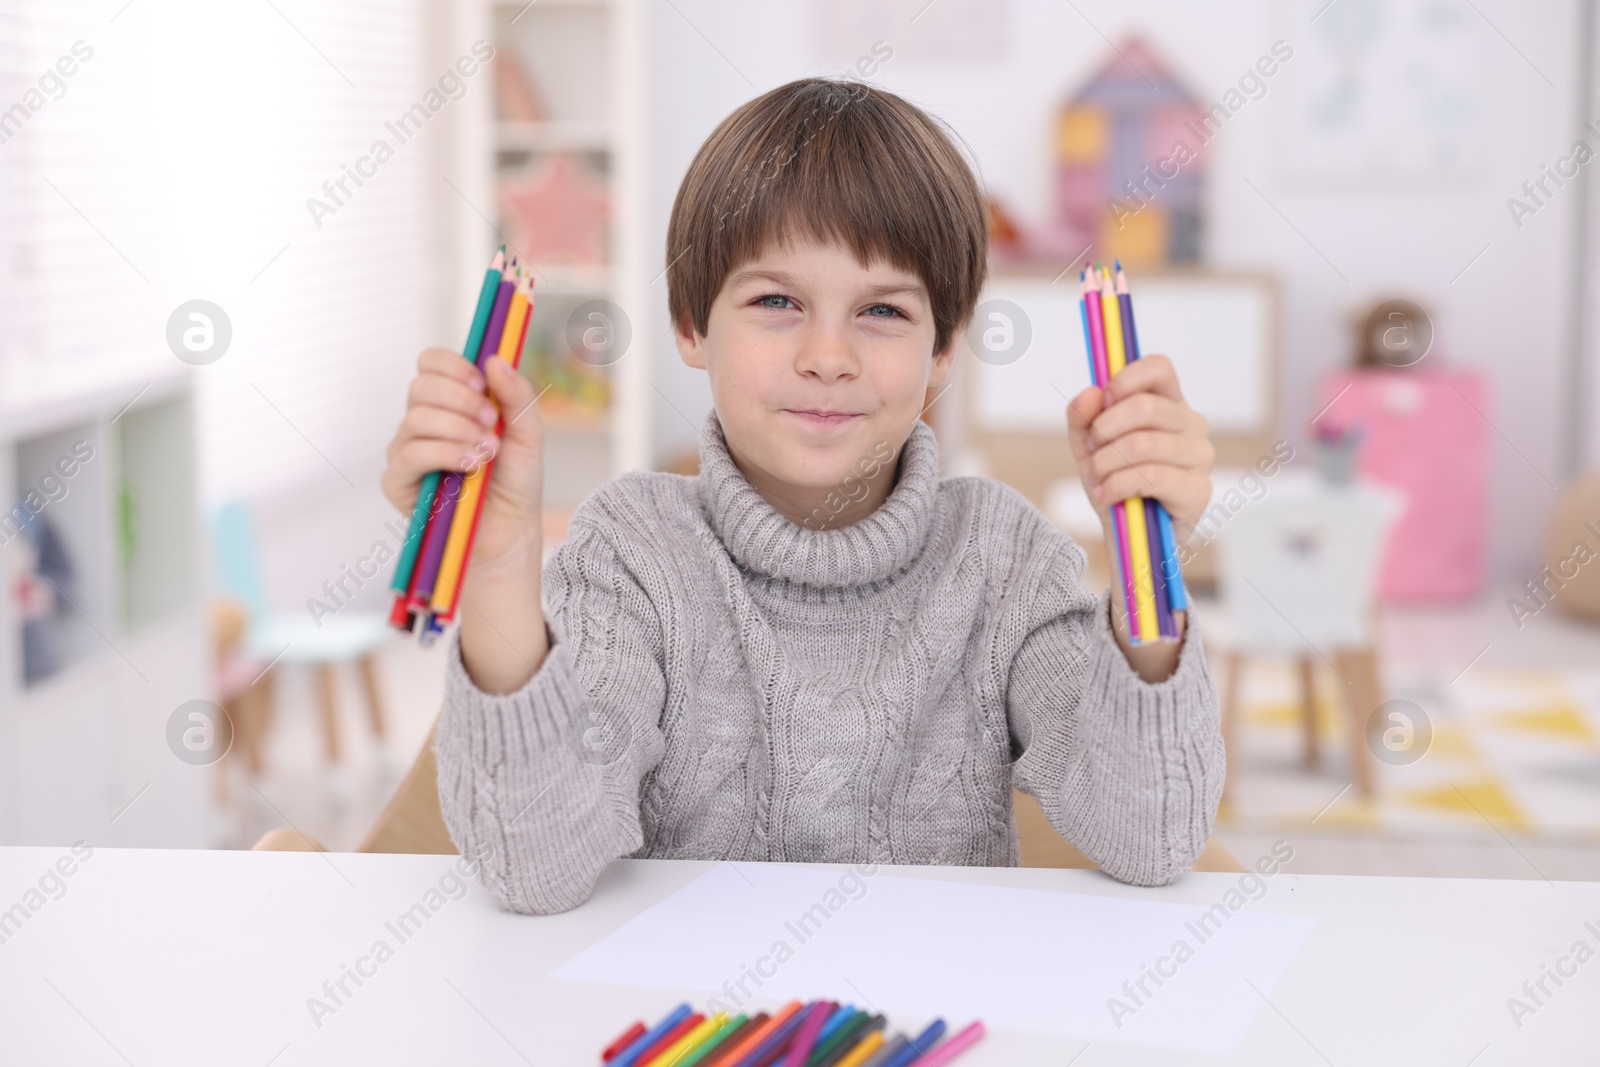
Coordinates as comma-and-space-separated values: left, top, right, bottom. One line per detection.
696, 411, 941, 588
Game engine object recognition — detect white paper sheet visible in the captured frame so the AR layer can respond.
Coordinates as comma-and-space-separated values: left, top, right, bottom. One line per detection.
551, 864, 1317, 1055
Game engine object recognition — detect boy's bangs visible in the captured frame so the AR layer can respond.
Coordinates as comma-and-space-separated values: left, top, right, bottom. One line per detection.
730, 195, 932, 294
667, 78, 986, 353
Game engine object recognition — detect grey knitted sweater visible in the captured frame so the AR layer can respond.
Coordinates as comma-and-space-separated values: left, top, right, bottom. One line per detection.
435, 414, 1224, 914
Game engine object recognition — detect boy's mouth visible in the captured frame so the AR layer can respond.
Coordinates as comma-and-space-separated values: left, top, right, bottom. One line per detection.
783, 409, 862, 428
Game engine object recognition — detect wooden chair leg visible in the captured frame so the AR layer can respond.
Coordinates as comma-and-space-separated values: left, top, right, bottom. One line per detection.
1220, 649, 1243, 805
1297, 655, 1319, 768
357, 653, 387, 741
260, 667, 277, 738
316, 664, 342, 763
1336, 646, 1380, 798
233, 676, 268, 778
249, 682, 269, 777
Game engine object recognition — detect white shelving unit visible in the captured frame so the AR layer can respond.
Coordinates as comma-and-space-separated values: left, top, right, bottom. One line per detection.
0, 366, 209, 848
495, 119, 613, 154
484, 0, 652, 508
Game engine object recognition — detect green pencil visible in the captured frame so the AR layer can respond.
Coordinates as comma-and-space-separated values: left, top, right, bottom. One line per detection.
806, 1009, 871, 1067
677, 1011, 749, 1067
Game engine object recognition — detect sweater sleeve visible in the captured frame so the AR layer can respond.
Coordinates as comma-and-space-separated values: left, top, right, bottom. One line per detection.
1006, 544, 1224, 887
433, 521, 668, 914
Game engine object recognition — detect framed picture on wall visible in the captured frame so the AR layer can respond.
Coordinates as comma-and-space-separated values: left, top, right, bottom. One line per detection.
1274, 0, 1488, 188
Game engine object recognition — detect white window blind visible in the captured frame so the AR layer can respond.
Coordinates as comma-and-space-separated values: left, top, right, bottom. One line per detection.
0, 3, 158, 398
0, 0, 439, 502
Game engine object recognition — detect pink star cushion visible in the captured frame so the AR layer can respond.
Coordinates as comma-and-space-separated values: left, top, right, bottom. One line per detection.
499, 153, 609, 265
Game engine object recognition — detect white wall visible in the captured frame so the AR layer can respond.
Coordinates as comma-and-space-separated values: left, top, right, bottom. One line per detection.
4, 0, 456, 508
640, 0, 1590, 580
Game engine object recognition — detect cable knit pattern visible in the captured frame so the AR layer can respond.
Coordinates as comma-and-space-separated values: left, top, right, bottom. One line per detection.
434, 412, 1225, 914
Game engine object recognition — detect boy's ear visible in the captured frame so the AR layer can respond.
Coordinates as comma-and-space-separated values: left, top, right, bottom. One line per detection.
675, 314, 707, 369
929, 335, 957, 388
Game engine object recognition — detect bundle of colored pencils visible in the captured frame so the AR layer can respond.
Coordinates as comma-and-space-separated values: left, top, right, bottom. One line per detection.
601, 1000, 984, 1067
1078, 261, 1189, 644
388, 245, 534, 645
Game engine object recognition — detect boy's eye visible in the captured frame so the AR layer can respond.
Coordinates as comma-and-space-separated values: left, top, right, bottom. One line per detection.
864, 303, 904, 319
756, 294, 794, 310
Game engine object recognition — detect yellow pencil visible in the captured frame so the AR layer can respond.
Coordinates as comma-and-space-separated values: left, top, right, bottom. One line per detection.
655, 1012, 727, 1066
1100, 268, 1159, 643
429, 267, 532, 614
834, 1030, 886, 1067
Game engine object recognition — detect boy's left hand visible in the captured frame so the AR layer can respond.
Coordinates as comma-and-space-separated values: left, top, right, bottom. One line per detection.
1065, 353, 1214, 537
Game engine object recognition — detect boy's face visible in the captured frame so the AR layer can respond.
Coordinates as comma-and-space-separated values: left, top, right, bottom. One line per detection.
677, 237, 953, 497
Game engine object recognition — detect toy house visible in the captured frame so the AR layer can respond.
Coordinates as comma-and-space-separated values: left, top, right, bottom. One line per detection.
1053, 38, 1207, 267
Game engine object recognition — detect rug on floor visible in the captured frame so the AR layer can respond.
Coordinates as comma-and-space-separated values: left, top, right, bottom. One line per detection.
1218, 660, 1600, 843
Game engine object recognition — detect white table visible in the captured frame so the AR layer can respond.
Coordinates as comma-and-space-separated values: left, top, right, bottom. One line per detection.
0, 847, 1596, 1065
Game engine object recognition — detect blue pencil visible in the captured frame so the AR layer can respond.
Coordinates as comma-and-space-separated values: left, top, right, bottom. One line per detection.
816, 1005, 857, 1045
1156, 504, 1188, 610
612, 1003, 693, 1067
880, 1019, 947, 1067
1116, 260, 1189, 615
1077, 273, 1098, 384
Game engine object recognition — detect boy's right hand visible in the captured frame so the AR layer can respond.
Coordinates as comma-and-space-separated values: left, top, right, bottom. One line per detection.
381, 348, 544, 574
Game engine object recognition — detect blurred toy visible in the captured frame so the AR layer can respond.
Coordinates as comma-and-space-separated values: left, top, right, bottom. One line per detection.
1354, 297, 1434, 369
9, 506, 75, 685
499, 154, 609, 265
1050, 37, 1206, 268
492, 50, 545, 122
1543, 472, 1600, 624
524, 318, 611, 421
1316, 298, 1488, 600
985, 198, 1025, 259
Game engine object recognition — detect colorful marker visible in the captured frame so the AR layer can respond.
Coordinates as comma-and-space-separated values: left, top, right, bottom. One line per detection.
880, 1019, 946, 1067
605, 1022, 648, 1062
915, 1020, 985, 1066
831, 1031, 886, 1067
652, 1013, 727, 1067
699, 1014, 769, 1067
783, 1001, 834, 1067
678, 1013, 750, 1067
612, 1004, 694, 1067
807, 1011, 879, 1067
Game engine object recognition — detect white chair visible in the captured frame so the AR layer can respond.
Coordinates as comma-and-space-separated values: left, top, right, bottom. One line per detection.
211, 501, 393, 765
1212, 474, 1402, 798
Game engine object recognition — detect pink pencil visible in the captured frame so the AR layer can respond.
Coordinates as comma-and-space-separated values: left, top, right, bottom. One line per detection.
783, 1001, 834, 1066
1081, 271, 1111, 387
918, 1020, 986, 1066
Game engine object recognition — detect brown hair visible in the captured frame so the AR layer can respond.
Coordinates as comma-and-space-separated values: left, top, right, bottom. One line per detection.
666, 77, 988, 357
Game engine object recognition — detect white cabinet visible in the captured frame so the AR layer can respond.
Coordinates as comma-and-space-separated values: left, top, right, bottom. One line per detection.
0, 368, 209, 847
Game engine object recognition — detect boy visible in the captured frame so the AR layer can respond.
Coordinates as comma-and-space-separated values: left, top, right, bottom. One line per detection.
381, 78, 1221, 915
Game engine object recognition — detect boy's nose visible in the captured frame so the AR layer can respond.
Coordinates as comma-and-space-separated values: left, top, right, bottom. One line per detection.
795, 321, 860, 381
